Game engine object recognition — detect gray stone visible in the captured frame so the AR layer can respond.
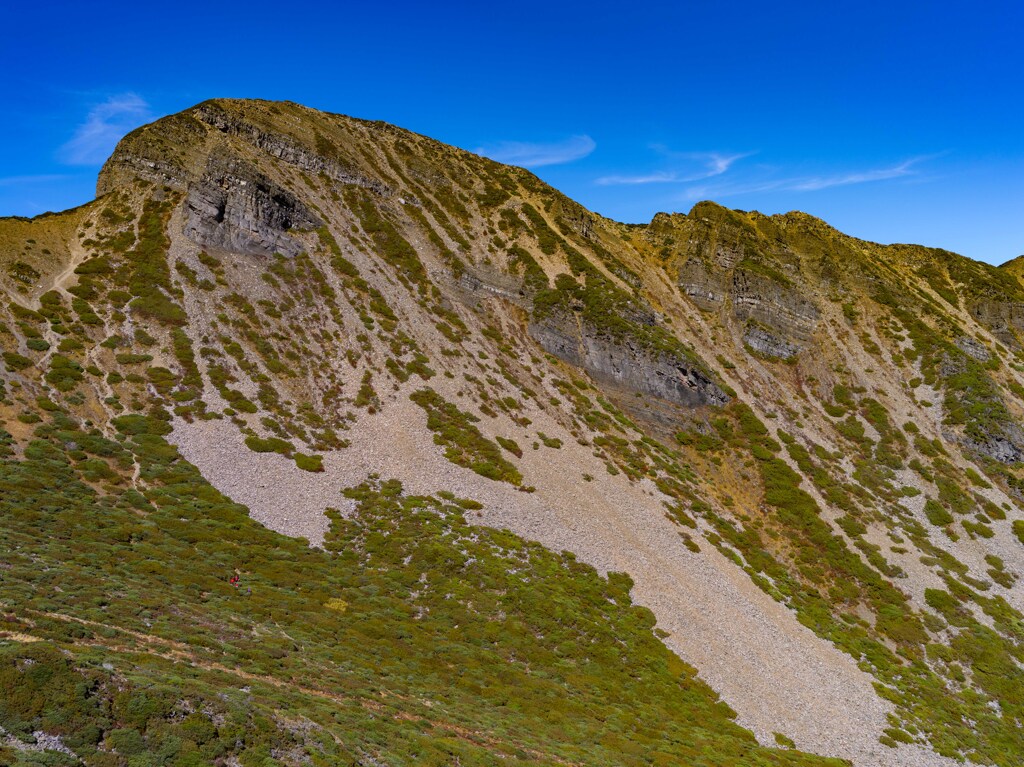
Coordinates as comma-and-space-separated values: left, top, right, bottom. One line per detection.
744, 325, 800, 359
968, 434, 1024, 464
955, 335, 990, 362
678, 257, 819, 352
529, 311, 728, 407
678, 257, 728, 311
183, 154, 320, 258
731, 267, 819, 341
969, 299, 1024, 348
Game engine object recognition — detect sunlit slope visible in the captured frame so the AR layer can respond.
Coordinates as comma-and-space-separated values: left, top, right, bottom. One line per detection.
1, 98, 1023, 766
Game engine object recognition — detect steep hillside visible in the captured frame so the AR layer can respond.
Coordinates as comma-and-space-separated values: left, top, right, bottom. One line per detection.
1, 98, 1023, 767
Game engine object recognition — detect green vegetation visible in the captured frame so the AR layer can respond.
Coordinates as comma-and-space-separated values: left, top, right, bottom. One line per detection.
774, 733, 796, 749
5, 99, 1024, 766
0, 409, 840, 767
872, 281, 1017, 454
124, 198, 188, 326
533, 270, 708, 373
495, 435, 522, 457
245, 435, 294, 455
410, 388, 522, 485
703, 402, 1024, 763
2, 351, 33, 371
537, 431, 562, 449
294, 452, 324, 472
924, 499, 954, 527
7, 260, 40, 285
507, 245, 548, 292
26, 337, 50, 352
343, 188, 427, 293
519, 202, 561, 255
44, 355, 84, 393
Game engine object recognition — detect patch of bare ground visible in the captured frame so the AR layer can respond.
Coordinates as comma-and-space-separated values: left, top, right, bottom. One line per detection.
171, 393, 961, 767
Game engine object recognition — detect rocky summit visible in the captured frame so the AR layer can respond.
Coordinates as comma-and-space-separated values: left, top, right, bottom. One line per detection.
1, 98, 1024, 767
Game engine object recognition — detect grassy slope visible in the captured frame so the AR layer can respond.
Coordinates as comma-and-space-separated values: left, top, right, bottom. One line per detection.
0, 98, 1024, 765
0, 412, 838, 767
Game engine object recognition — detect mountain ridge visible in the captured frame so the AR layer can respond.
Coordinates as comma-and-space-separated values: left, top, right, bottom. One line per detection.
1, 97, 1024, 767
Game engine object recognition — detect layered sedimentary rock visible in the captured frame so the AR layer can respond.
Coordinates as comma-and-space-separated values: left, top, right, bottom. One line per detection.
969, 298, 1024, 348
743, 324, 801, 359
530, 311, 729, 407
679, 255, 819, 359
183, 154, 320, 257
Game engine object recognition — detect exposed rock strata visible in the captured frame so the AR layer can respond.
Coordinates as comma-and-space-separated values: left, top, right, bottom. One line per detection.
192, 102, 392, 196
679, 255, 818, 362
530, 311, 728, 407
731, 267, 819, 340
183, 155, 320, 257
744, 324, 800, 359
969, 299, 1024, 347
955, 335, 991, 362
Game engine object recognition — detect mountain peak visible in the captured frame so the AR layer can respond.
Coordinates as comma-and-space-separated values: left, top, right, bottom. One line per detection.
2, 98, 1024, 767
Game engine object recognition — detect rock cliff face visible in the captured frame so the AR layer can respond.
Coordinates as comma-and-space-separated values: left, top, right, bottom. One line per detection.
183, 154, 320, 257
743, 324, 800, 359
448, 263, 529, 303
678, 255, 819, 359
955, 335, 991, 362
966, 430, 1024, 463
969, 298, 1024, 347
678, 256, 729, 310
731, 267, 819, 342
530, 311, 729, 406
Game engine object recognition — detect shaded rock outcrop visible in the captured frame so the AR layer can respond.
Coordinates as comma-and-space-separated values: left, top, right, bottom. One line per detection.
447, 263, 529, 303
969, 299, 1024, 348
183, 154, 320, 258
955, 335, 991, 362
744, 324, 800, 360
967, 433, 1024, 464
679, 256, 729, 311
679, 256, 819, 358
529, 311, 728, 407
731, 267, 819, 341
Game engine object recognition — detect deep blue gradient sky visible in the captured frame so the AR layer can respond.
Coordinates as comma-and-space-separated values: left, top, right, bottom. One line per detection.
2, 1, 1022, 263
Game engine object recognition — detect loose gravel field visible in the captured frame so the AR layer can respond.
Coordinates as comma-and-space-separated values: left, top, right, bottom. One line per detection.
172, 392, 961, 767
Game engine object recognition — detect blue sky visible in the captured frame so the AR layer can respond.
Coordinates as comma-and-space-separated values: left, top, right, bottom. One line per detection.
2, 1, 1022, 263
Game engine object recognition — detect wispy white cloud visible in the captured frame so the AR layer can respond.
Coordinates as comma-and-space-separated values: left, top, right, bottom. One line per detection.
682, 181, 778, 201
58, 93, 153, 166
684, 150, 754, 176
0, 174, 70, 187
595, 150, 753, 185
786, 159, 920, 191
682, 155, 938, 201
595, 171, 682, 186
475, 135, 596, 168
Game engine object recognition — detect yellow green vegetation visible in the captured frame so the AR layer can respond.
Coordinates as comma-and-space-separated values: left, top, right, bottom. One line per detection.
0, 411, 843, 767
123, 198, 187, 326
688, 403, 1024, 763
294, 452, 324, 472
410, 388, 522, 485
5, 97, 1024, 765
534, 266, 705, 368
